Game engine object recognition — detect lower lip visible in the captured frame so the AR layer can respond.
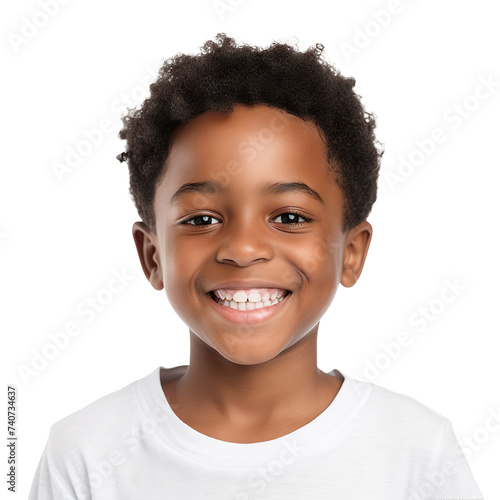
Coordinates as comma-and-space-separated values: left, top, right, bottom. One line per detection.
206, 291, 292, 324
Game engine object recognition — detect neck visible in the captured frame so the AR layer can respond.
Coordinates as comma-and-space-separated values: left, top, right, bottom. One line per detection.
161, 324, 344, 442
178, 325, 333, 421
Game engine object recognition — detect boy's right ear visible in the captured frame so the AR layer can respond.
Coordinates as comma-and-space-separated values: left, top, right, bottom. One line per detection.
132, 222, 164, 291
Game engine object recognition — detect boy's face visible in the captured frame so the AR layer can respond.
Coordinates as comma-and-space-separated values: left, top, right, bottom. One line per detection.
133, 104, 371, 365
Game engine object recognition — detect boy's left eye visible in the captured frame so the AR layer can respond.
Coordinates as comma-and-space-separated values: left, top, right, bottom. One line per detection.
181, 212, 311, 227
271, 212, 310, 225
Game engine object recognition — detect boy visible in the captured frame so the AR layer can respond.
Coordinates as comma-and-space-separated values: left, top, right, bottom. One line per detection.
29, 33, 483, 499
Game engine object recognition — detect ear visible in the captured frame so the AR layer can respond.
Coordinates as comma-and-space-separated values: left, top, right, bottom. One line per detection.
132, 221, 164, 290
340, 220, 373, 288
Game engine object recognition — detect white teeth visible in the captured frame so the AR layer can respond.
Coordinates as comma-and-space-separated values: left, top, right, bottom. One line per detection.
212, 288, 287, 302
213, 293, 288, 310
232, 291, 248, 303
248, 292, 262, 303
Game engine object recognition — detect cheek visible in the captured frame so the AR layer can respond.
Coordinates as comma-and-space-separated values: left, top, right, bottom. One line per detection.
163, 235, 199, 303
289, 234, 340, 279
290, 235, 341, 312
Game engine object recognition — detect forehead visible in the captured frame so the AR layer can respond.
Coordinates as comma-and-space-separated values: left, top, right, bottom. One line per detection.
154, 104, 338, 207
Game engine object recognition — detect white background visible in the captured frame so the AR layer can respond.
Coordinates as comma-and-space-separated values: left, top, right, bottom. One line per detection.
2, 0, 499, 497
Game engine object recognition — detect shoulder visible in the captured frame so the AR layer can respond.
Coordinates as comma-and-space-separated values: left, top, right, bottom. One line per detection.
30, 372, 159, 498
369, 379, 447, 419
347, 375, 452, 447
46, 369, 156, 455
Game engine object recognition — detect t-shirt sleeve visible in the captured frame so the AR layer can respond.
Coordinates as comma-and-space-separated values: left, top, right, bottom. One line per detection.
28, 429, 78, 500
426, 418, 483, 500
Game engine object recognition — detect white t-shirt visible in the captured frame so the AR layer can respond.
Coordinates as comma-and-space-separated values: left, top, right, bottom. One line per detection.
28, 366, 483, 499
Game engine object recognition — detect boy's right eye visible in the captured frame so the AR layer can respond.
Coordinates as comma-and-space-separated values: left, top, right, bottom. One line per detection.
181, 215, 220, 226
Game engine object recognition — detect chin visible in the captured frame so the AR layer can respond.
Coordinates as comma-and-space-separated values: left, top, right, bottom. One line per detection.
209, 337, 286, 367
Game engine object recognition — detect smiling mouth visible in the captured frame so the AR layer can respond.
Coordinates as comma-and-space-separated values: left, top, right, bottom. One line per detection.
209, 290, 291, 311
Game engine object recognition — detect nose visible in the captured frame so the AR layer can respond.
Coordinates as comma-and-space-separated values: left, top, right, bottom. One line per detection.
215, 217, 274, 266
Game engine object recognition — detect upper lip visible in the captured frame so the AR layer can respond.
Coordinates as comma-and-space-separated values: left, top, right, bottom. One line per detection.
208, 281, 291, 292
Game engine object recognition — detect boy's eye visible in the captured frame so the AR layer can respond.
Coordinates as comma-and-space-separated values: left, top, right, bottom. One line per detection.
180, 211, 312, 228
271, 212, 310, 225
183, 215, 220, 226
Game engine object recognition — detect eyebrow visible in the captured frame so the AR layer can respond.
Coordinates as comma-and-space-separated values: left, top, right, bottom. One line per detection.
170, 181, 325, 205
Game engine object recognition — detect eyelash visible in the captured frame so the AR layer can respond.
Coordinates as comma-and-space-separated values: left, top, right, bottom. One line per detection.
180, 211, 312, 229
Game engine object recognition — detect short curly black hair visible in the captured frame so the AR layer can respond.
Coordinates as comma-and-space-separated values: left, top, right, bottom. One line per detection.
116, 33, 383, 234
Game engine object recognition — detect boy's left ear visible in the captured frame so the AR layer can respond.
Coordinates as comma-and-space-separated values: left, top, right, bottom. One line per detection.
340, 221, 373, 288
